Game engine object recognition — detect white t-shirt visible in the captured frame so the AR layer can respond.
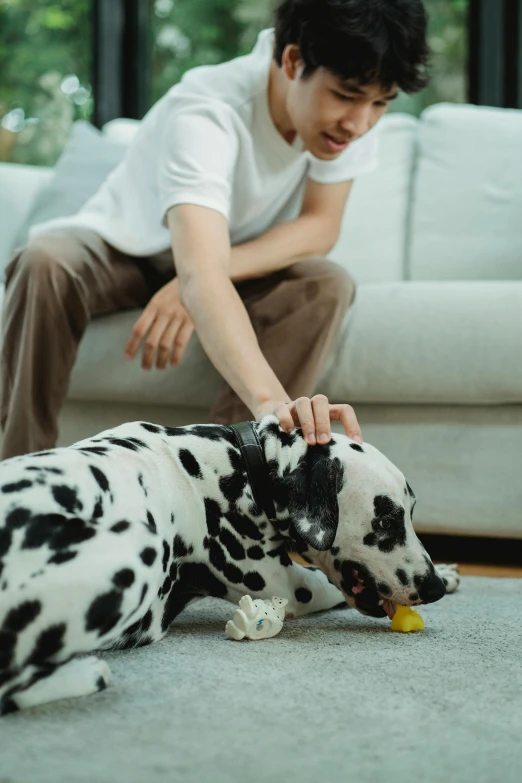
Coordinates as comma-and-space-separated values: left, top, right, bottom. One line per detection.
30, 28, 379, 265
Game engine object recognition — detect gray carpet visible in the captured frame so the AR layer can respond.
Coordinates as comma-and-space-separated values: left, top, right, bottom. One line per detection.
1, 575, 521, 783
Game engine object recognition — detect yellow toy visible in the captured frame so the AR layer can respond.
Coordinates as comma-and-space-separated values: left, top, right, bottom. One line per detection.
390, 604, 425, 633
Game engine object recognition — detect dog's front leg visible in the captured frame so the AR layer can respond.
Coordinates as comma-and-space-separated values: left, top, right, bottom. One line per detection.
281, 563, 346, 618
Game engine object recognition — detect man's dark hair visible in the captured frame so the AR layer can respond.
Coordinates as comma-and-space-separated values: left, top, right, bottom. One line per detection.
274, 0, 430, 93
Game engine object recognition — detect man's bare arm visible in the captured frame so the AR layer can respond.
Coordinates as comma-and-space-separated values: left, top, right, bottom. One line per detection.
168, 203, 289, 417
229, 179, 353, 282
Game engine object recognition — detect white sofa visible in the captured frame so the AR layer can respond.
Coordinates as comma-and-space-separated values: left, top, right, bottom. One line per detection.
1, 103, 521, 540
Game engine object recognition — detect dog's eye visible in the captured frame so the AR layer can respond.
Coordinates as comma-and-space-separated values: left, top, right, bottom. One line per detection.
379, 518, 393, 530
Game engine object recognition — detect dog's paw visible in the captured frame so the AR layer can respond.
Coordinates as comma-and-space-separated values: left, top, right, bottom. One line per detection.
435, 563, 460, 594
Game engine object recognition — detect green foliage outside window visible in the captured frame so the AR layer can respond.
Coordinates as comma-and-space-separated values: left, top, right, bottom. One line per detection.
0, 0, 468, 167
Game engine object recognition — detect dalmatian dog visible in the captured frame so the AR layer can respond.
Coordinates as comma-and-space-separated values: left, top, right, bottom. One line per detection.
0, 414, 459, 714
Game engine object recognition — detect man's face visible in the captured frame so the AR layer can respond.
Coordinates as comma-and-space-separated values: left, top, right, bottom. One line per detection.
284, 48, 398, 159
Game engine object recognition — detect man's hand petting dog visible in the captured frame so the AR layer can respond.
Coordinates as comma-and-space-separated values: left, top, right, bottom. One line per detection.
125, 278, 194, 370
254, 394, 364, 447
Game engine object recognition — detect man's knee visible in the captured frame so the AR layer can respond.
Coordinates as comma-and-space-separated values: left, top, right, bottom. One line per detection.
295, 257, 356, 309
5, 234, 82, 297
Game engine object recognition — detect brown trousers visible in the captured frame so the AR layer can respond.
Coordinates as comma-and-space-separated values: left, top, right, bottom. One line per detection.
0, 228, 356, 459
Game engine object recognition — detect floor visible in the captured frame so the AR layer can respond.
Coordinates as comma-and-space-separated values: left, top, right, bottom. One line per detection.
435, 562, 522, 578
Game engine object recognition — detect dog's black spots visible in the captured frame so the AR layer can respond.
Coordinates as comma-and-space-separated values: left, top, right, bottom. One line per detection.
162, 540, 170, 572
207, 539, 227, 572
204, 497, 222, 537
219, 455, 247, 503
1, 479, 32, 493
264, 421, 295, 448
246, 545, 264, 560
350, 443, 364, 453
26, 466, 64, 474
78, 446, 109, 456
409, 592, 419, 602
169, 563, 178, 580
140, 547, 157, 566
223, 563, 243, 583
113, 568, 135, 589
179, 449, 203, 479
163, 426, 184, 437
96, 675, 107, 692
4, 600, 42, 633
331, 546, 340, 556
363, 532, 378, 547
248, 503, 264, 517
93, 497, 104, 519
189, 424, 236, 445
22, 514, 95, 550
47, 550, 78, 565
243, 571, 266, 592
140, 423, 162, 434
225, 511, 264, 541
31, 451, 54, 457
0, 698, 19, 715
161, 562, 227, 631
406, 481, 415, 499
52, 485, 83, 514
219, 528, 246, 561
146, 511, 157, 533
267, 542, 292, 568
127, 437, 149, 450
138, 473, 148, 497
85, 590, 123, 636
111, 521, 130, 534
0, 529, 12, 560
27, 623, 66, 664
107, 437, 140, 452
5, 507, 31, 530
396, 569, 409, 586
376, 582, 392, 596
173, 534, 189, 559
161, 576, 172, 596
295, 587, 313, 604
170, 512, 175, 524
141, 609, 153, 633
374, 495, 397, 518
0, 631, 16, 668
90, 465, 110, 493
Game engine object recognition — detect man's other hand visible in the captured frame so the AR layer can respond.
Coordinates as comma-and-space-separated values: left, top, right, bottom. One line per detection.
124, 278, 194, 370
254, 395, 364, 446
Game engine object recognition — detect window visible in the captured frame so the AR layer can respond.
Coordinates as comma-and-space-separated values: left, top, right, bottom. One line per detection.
0, 0, 93, 166
392, 0, 469, 116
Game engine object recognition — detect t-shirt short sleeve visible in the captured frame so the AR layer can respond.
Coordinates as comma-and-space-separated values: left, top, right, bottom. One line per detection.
157, 101, 239, 227
307, 124, 379, 184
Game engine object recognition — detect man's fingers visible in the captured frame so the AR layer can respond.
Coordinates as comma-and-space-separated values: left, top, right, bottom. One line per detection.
274, 402, 295, 433
311, 394, 332, 444
156, 318, 182, 370
330, 403, 363, 443
141, 315, 171, 370
294, 397, 316, 445
125, 310, 156, 359
170, 320, 194, 366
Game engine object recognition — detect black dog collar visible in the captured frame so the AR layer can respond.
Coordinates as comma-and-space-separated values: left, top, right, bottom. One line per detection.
228, 421, 277, 523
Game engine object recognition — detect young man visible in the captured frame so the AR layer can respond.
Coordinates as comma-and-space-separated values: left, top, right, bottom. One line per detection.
0, 0, 430, 460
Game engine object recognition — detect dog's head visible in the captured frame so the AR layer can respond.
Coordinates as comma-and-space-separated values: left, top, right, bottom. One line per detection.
259, 416, 446, 620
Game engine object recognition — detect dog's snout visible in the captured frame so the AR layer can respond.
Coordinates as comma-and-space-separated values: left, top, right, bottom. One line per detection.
418, 573, 446, 604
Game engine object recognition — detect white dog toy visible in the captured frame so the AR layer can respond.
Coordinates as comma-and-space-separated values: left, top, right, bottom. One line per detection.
225, 595, 288, 640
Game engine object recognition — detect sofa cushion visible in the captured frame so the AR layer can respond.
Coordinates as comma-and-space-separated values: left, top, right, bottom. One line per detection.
330, 113, 418, 284
408, 103, 522, 281
0, 163, 53, 273
11, 121, 126, 255
319, 280, 522, 404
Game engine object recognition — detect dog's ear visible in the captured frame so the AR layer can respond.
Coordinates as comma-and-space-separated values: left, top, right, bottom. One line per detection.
281, 450, 344, 551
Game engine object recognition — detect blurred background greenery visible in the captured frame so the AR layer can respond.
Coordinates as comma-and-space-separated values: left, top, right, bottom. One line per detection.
0, 0, 468, 166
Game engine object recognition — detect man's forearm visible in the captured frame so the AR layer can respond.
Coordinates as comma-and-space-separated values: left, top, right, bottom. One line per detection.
229, 213, 338, 283
180, 271, 289, 416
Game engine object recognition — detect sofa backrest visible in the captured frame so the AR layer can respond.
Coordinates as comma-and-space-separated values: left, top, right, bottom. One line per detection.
408, 103, 522, 281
